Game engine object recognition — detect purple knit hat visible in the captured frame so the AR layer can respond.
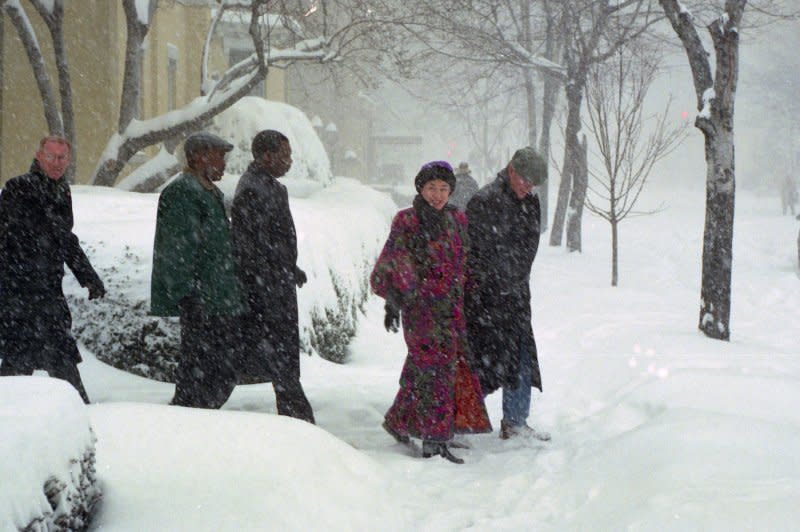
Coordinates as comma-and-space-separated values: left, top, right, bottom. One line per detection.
414, 161, 456, 192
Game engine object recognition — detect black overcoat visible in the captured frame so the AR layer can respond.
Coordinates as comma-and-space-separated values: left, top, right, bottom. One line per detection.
465, 170, 542, 394
0, 161, 101, 368
231, 162, 302, 382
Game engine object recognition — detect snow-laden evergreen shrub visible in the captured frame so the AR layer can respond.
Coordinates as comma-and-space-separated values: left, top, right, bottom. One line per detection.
24, 442, 101, 532
2, 380, 101, 532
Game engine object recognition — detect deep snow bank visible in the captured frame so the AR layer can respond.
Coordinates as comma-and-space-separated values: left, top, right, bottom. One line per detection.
88, 403, 410, 531
0, 377, 100, 531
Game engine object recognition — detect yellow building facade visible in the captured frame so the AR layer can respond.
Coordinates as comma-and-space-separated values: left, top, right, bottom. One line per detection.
1, 0, 285, 185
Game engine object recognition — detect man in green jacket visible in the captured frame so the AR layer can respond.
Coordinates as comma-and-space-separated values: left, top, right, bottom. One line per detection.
151, 132, 245, 408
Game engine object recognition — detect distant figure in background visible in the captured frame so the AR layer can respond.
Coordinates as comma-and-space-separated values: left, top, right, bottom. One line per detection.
231, 130, 315, 424
150, 132, 245, 409
781, 175, 798, 215
449, 162, 479, 212
0, 135, 105, 404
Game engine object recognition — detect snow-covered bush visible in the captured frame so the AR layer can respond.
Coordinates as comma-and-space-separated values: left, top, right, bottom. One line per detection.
210, 96, 333, 184
0, 378, 101, 531
66, 180, 395, 380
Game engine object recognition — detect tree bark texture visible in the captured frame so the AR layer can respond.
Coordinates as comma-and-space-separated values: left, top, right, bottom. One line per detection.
566, 132, 588, 252
3, 1, 63, 135
550, 79, 584, 247
611, 219, 619, 287
537, 4, 562, 233
32, 0, 77, 182
660, 0, 745, 340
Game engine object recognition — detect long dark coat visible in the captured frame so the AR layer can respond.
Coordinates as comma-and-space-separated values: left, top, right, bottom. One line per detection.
231, 162, 302, 382
0, 160, 102, 368
465, 170, 543, 394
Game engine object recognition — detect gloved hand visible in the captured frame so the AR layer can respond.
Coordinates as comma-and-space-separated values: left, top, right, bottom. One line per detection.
179, 294, 204, 317
295, 266, 307, 288
384, 301, 400, 333
87, 279, 106, 300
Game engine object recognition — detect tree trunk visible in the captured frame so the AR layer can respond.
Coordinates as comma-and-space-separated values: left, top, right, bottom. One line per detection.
550, 80, 582, 246
3, 2, 63, 135
566, 132, 588, 252
119, 0, 147, 134
698, 130, 735, 339
611, 218, 618, 286
538, 70, 559, 233
34, 1, 78, 182
659, 0, 744, 340
697, 7, 742, 341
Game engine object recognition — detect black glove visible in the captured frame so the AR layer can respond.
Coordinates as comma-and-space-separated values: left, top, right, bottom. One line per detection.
179, 294, 204, 317
384, 301, 400, 333
87, 279, 106, 300
295, 266, 307, 288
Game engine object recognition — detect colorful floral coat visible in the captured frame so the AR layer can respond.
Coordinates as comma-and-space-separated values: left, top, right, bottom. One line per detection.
371, 204, 491, 442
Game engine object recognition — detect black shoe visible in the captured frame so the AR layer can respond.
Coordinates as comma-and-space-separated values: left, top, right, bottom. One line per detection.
382, 421, 410, 444
422, 442, 464, 464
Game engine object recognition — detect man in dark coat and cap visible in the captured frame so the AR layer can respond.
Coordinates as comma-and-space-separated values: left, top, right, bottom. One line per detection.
465, 146, 551, 441
231, 130, 315, 424
0, 135, 105, 403
151, 131, 245, 408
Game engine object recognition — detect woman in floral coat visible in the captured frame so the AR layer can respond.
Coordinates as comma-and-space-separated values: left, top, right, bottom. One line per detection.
371, 161, 491, 464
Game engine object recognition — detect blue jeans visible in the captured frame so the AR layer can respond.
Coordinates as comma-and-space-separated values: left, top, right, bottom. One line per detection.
502, 339, 533, 426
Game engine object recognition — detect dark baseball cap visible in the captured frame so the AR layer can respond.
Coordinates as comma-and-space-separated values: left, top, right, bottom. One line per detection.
183, 132, 234, 158
510, 147, 547, 185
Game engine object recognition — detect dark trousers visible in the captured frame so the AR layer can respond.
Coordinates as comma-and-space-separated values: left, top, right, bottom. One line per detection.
171, 307, 238, 409
0, 356, 90, 404
273, 373, 315, 424
259, 327, 315, 424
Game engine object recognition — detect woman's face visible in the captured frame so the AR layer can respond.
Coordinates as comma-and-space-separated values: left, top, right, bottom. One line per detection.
421, 179, 451, 210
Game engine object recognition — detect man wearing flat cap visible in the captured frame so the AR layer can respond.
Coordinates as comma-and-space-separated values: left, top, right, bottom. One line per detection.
151, 131, 245, 408
465, 146, 551, 441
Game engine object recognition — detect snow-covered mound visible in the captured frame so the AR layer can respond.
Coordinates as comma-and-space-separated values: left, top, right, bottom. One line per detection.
0, 377, 100, 531
211, 96, 332, 184
88, 403, 410, 531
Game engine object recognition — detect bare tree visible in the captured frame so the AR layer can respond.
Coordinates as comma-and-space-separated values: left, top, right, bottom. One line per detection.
393, 0, 567, 228
583, 46, 688, 286
549, 0, 662, 252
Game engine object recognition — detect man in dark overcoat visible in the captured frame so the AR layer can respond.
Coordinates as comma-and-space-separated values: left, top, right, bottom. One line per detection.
231, 130, 315, 424
151, 132, 245, 408
0, 135, 105, 403
465, 147, 550, 441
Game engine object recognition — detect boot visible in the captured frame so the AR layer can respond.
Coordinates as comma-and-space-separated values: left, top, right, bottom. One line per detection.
422, 441, 464, 464
500, 420, 551, 441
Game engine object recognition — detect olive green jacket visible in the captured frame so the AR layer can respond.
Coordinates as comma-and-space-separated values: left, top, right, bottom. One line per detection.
150, 172, 245, 317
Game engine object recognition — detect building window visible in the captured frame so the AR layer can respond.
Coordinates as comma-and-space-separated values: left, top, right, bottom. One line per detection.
229, 48, 265, 98
167, 43, 179, 111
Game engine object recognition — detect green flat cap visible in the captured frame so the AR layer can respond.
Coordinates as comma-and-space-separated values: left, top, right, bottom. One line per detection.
511, 147, 547, 185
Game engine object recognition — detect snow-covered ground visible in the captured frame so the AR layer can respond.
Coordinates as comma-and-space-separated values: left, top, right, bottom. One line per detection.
2, 175, 799, 531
